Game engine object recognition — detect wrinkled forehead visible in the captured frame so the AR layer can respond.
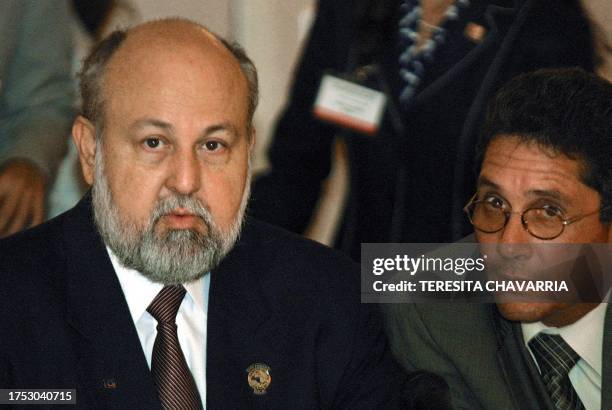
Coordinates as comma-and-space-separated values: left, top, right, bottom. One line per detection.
481, 137, 584, 179
478, 136, 596, 206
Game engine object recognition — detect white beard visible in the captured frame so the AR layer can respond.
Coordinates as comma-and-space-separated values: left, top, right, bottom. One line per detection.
91, 143, 251, 284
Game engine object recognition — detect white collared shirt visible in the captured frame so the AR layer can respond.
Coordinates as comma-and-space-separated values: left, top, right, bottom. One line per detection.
107, 247, 209, 409
522, 302, 606, 410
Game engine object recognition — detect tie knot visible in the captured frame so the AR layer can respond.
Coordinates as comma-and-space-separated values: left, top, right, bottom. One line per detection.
528, 333, 581, 378
147, 285, 187, 324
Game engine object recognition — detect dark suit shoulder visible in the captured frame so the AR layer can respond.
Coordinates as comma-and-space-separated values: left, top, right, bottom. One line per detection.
241, 217, 358, 276
0, 214, 74, 374
384, 302, 515, 409
0, 212, 68, 286
386, 302, 499, 360
0, 211, 75, 327
238, 218, 360, 300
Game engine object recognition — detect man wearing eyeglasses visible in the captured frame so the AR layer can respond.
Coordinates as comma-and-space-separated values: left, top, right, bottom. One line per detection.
384, 68, 612, 410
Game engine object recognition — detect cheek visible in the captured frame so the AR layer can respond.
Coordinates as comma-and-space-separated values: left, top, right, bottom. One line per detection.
201, 163, 249, 227
566, 221, 611, 243
103, 154, 165, 226
475, 231, 499, 245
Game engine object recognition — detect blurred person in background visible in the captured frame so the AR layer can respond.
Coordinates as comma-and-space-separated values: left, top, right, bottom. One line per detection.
0, 0, 74, 237
581, 0, 612, 82
251, 0, 603, 261
48, 0, 136, 218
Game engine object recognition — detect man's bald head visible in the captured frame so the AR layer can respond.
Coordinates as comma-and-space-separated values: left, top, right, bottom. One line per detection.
79, 18, 258, 136
72, 19, 257, 284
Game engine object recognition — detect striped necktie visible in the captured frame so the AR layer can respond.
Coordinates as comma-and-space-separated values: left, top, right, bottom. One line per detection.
528, 333, 585, 410
147, 285, 202, 409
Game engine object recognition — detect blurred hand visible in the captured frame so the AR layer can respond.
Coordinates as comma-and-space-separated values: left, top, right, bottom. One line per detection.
0, 159, 47, 238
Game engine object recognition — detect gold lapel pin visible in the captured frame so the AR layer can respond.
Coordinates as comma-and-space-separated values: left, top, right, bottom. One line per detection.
103, 378, 117, 389
246, 363, 272, 395
464, 22, 487, 43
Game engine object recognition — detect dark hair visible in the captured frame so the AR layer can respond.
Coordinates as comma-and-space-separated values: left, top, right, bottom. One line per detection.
476, 68, 612, 222
79, 30, 127, 133
78, 18, 258, 136
71, 0, 117, 38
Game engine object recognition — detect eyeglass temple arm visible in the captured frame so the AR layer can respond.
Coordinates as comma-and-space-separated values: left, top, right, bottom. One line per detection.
563, 206, 610, 225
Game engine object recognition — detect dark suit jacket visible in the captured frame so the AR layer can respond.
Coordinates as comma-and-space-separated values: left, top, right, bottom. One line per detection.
0, 196, 405, 409
383, 302, 612, 409
250, 0, 594, 259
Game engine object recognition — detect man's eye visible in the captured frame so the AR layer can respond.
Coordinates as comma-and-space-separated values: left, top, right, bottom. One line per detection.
204, 141, 223, 151
483, 196, 505, 209
144, 138, 163, 149
541, 205, 563, 218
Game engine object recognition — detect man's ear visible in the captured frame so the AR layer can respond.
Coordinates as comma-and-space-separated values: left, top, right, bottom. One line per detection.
72, 116, 97, 186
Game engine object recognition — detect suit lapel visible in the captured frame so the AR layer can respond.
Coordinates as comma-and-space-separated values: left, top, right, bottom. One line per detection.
61, 196, 160, 409
377, 1, 525, 137
494, 311, 554, 410
206, 219, 279, 408
495, 303, 612, 409
410, 1, 518, 107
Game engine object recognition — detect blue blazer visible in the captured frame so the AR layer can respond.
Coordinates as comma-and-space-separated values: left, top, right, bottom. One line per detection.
0, 195, 405, 409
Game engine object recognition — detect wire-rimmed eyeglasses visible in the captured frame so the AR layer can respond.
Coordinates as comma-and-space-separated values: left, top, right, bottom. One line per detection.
463, 193, 605, 240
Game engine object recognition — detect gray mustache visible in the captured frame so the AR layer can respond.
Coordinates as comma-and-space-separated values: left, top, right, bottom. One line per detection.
151, 195, 213, 227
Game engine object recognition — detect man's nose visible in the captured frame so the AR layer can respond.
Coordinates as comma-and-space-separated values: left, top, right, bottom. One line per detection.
497, 213, 533, 260
166, 149, 201, 195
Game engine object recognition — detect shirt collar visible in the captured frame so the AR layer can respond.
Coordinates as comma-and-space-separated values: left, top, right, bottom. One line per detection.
522, 302, 606, 378
106, 246, 206, 324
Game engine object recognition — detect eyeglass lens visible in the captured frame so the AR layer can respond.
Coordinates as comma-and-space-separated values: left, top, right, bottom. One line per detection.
469, 202, 564, 239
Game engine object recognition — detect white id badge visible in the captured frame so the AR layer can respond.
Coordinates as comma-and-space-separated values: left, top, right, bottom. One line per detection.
313, 74, 386, 135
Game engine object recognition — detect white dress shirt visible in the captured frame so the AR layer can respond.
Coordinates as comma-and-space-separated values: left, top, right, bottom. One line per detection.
522, 302, 606, 410
107, 247, 209, 409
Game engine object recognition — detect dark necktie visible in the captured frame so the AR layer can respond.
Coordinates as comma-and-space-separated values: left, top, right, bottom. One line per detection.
147, 285, 202, 410
528, 333, 585, 410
